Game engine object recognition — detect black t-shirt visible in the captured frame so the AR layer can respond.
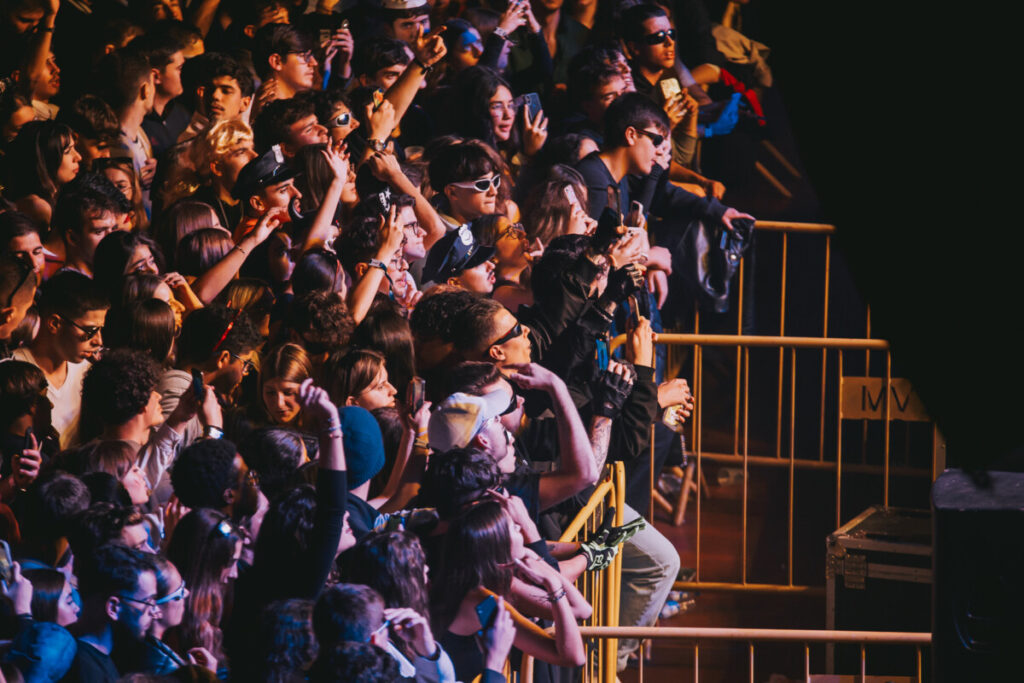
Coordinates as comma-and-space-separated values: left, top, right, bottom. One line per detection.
346, 493, 381, 539
60, 640, 120, 683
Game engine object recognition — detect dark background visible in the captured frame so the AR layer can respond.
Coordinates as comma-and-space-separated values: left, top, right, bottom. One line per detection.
732, 1, 1017, 470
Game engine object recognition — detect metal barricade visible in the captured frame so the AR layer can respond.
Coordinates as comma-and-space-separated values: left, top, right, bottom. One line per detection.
553, 462, 626, 681
524, 626, 931, 683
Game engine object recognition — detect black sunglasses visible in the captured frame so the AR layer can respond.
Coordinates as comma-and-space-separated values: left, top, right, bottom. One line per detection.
637, 129, 665, 147
490, 321, 522, 347
58, 314, 102, 341
642, 28, 676, 45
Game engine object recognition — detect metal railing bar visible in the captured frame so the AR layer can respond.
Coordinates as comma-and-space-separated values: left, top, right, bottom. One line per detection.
777, 232, 788, 460
754, 220, 835, 233
609, 334, 890, 352
696, 450, 932, 477
836, 349, 844, 528
672, 581, 824, 595
577, 626, 931, 644
558, 479, 614, 541
884, 351, 892, 507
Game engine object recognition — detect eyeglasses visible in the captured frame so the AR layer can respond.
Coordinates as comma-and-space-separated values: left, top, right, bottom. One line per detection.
289, 50, 316, 64
328, 112, 351, 128
117, 594, 162, 613
499, 223, 527, 241
367, 619, 391, 641
155, 581, 189, 605
490, 321, 522, 348
58, 315, 103, 341
230, 352, 256, 376
642, 28, 676, 45
449, 174, 501, 193
636, 129, 665, 147
500, 385, 519, 416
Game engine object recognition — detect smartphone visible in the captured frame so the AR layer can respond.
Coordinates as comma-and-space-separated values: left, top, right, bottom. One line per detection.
406, 377, 426, 413
627, 295, 641, 328
22, 426, 33, 455
191, 369, 204, 402
340, 18, 349, 30
563, 185, 579, 209
0, 539, 13, 585
659, 77, 682, 102
475, 594, 498, 630
627, 200, 644, 228
319, 28, 331, 44
521, 92, 542, 119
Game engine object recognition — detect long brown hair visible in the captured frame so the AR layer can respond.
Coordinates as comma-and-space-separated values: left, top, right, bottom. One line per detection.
258, 343, 313, 425
165, 509, 243, 661
430, 501, 513, 630
324, 348, 386, 405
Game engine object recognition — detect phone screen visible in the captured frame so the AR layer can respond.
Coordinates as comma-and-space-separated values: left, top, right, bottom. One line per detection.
407, 378, 426, 413
191, 369, 204, 402
475, 595, 498, 630
0, 540, 13, 585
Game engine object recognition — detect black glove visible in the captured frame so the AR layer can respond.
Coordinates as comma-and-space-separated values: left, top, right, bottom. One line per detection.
599, 263, 644, 307
590, 368, 634, 418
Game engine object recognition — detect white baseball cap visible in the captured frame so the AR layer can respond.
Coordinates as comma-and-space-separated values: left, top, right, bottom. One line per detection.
428, 385, 514, 452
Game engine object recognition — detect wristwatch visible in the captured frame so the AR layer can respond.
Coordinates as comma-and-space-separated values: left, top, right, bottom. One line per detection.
369, 138, 388, 153
493, 26, 510, 42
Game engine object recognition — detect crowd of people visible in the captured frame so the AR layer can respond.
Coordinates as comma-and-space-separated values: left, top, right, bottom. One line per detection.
0, 0, 763, 680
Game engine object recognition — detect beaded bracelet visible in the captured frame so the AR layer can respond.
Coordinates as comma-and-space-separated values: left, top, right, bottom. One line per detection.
546, 588, 566, 602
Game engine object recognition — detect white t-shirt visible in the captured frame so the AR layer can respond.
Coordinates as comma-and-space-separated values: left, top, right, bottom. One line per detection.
11, 348, 87, 448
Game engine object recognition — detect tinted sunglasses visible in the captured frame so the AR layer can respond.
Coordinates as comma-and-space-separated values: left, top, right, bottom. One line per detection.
642, 28, 676, 45
328, 112, 351, 128
490, 321, 522, 347
155, 581, 189, 605
500, 222, 527, 240
58, 315, 102, 341
450, 174, 501, 193
637, 129, 665, 147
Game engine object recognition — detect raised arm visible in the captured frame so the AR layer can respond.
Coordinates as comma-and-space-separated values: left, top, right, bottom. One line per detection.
506, 363, 598, 510
299, 146, 349, 254
347, 204, 404, 324
382, 24, 447, 123
25, 0, 58, 93
191, 207, 286, 303
365, 151, 446, 249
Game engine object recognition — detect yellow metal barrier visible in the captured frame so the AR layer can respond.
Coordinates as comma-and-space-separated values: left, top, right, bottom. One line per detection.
524, 626, 930, 683
542, 462, 625, 683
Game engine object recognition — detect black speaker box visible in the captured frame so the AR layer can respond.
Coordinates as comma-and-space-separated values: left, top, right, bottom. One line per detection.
932, 469, 1024, 681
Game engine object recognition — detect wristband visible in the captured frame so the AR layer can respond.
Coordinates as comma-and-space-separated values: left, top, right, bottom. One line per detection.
367, 258, 387, 272
412, 57, 433, 74
322, 423, 342, 435
546, 588, 566, 602
204, 425, 224, 440
413, 438, 429, 451
493, 27, 510, 42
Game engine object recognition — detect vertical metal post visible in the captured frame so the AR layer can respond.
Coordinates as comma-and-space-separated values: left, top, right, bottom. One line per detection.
804, 644, 811, 683
695, 344, 703, 580
734, 260, 744, 455
884, 352, 892, 507
693, 643, 700, 683
777, 233, 788, 459
860, 644, 867, 683
789, 347, 796, 585
836, 349, 844, 527
749, 642, 755, 683
819, 236, 831, 462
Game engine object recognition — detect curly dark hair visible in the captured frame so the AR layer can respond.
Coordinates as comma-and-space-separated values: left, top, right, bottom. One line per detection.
239, 427, 307, 501
251, 484, 318, 604
67, 502, 145, 560
310, 642, 399, 683
80, 348, 160, 437
177, 304, 264, 367
75, 543, 156, 602
170, 438, 240, 510
408, 285, 479, 343
257, 599, 318, 681
287, 291, 355, 357
420, 447, 501, 520
347, 530, 429, 617
334, 216, 381, 278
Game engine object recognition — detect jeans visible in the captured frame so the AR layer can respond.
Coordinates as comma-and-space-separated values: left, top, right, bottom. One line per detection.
616, 503, 680, 670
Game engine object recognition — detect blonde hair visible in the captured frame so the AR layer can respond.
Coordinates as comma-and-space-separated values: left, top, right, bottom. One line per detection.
199, 120, 254, 179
